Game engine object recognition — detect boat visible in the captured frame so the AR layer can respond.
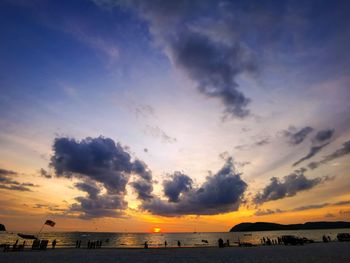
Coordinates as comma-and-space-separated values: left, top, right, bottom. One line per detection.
17, 233, 38, 239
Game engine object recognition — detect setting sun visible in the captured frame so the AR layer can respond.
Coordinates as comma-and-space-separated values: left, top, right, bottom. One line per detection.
153, 227, 161, 233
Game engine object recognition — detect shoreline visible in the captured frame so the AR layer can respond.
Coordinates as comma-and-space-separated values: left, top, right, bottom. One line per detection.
1, 242, 349, 263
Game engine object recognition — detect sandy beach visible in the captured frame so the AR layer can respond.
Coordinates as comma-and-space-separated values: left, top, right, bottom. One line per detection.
1, 242, 349, 263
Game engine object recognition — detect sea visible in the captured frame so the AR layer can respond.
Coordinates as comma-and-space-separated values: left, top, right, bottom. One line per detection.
1, 229, 349, 248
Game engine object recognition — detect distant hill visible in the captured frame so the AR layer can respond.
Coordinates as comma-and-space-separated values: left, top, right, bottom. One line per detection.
229, 221, 350, 232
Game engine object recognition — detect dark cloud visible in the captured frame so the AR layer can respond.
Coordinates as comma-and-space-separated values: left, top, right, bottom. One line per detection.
69, 180, 127, 219
283, 126, 314, 145
293, 143, 330, 166
293, 129, 334, 166
254, 170, 327, 204
313, 129, 334, 144
141, 158, 247, 216
49, 136, 153, 218
308, 139, 350, 169
130, 180, 153, 201
163, 172, 193, 202
118, 0, 256, 118
143, 125, 177, 144
0, 168, 37, 192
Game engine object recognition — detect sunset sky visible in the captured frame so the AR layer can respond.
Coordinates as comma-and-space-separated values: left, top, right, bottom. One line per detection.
1, 0, 350, 233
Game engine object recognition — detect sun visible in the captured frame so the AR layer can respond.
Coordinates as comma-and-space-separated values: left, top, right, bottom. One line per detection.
153, 227, 161, 233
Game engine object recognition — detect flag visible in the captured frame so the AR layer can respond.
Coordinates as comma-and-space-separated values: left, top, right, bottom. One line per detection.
44, 220, 56, 227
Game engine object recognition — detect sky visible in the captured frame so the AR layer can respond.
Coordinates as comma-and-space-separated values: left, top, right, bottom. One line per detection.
0, 0, 350, 233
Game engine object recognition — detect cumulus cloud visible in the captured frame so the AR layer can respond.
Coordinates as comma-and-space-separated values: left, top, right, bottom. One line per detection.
254, 170, 328, 204
49, 136, 153, 218
115, 0, 257, 118
293, 129, 334, 166
0, 168, 38, 192
163, 172, 193, 202
141, 157, 247, 216
283, 126, 314, 145
308, 139, 350, 169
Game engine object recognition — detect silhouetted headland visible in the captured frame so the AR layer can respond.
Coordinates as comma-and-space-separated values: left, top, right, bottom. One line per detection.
230, 221, 350, 232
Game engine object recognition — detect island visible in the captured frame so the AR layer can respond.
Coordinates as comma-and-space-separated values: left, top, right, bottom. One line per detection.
230, 221, 350, 232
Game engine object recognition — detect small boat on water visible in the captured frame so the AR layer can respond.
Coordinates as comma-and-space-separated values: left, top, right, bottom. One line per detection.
17, 233, 38, 239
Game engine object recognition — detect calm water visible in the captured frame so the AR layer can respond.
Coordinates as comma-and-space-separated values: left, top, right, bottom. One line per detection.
1, 229, 349, 248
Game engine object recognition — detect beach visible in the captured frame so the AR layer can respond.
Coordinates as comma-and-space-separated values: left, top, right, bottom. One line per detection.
1, 242, 349, 263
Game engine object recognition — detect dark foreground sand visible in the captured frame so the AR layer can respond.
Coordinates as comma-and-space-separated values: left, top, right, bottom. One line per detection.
1, 242, 349, 263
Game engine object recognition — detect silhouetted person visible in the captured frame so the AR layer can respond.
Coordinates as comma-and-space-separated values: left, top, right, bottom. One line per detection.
144, 241, 148, 249
13, 239, 18, 250
52, 239, 57, 249
164, 241, 167, 248
323, 235, 328, 243
227, 239, 230, 247
87, 240, 91, 249
75, 240, 79, 248
218, 238, 224, 248
177, 240, 181, 247
328, 236, 331, 242
266, 237, 271, 245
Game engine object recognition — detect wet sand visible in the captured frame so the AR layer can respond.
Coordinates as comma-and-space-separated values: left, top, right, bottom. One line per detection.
1, 242, 349, 263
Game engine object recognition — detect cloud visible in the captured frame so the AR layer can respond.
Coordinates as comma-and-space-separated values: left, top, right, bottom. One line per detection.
293, 129, 334, 166
0, 168, 37, 192
141, 157, 247, 216
254, 170, 327, 204
234, 137, 269, 151
163, 172, 193, 202
115, 0, 257, 118
49, 136, 153, 218
292, 203, 329, 211
308, 139, 350, 169
254, 209, 284, 216
283, 126, 314, 145
143, 125, 177, 144
39, 168, 52, 179
254, 200, 350, 216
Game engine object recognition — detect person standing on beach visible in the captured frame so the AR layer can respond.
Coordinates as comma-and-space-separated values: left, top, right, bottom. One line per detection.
144, 241, 148, 249
177, 241, 181, 247
164, 241, 167, 248
52, 239, 57, 249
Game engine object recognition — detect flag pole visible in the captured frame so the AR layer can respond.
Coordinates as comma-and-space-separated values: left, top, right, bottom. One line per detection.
37, 223, 45, 238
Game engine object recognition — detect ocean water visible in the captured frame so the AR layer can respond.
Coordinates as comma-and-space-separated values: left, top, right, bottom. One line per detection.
1, 229, 349, 248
